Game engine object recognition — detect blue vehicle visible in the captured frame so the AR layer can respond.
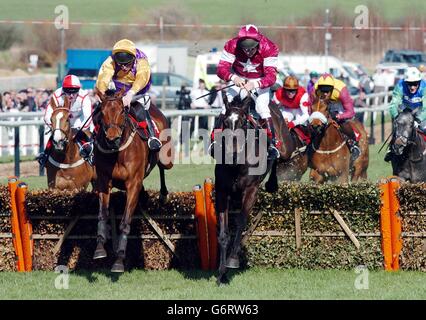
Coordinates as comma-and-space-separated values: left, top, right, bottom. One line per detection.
58, 49, 112, 89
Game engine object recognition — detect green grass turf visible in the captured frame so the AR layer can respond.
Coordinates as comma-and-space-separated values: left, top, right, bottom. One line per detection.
0, 268, 424, 299
0, 0, 424, 24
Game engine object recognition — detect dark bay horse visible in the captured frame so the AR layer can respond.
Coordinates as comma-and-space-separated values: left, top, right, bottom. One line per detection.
265, 102, 308, 192
93, 90, 173, 272
46, 96, 96, 190
389, 109, 426, 182
214, 95, 273, 285
308, 98, 369, 183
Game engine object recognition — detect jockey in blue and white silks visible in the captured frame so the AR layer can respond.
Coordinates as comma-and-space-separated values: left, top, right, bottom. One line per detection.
389, 67, 426, 124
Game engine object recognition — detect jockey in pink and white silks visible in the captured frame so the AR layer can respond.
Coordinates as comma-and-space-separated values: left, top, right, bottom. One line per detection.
37, 75, 94, 167
210, 24, 281, 159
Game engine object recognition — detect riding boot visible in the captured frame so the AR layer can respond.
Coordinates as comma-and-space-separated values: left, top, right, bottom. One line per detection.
384, 149, 393, 162
208, 113, 226, 158
144, 110, 162, 151
263, 117, 280, 160
339, 121, 361, 161
75, 131, 94, 166
36, 136, 53, 169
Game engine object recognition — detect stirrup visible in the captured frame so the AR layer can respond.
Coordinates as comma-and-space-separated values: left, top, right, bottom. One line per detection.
36, 152, 48, 166
384, 151, 393, 163
268, 145, 280, 160
85, 155, 94, 166
208, 141, 216, 158
148, 137, 162, 151
351, 145, 361, 161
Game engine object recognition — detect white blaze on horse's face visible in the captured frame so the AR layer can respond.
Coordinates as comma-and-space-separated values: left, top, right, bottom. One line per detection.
53, 112, 64, 142
229, 112, 239, 131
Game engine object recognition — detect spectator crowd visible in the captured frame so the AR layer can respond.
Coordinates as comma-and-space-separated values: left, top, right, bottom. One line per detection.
0, 88, 100, 113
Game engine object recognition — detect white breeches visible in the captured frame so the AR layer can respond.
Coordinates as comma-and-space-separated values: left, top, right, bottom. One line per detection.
221, 84, 271, 119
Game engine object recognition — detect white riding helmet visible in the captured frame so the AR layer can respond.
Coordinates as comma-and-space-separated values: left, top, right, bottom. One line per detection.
404, 67, 422, 82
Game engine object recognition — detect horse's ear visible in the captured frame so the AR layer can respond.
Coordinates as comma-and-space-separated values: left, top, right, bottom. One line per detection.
94, 88, 105, 102
49, 96, 57, 109
222, 92, 230, 111
63, 95, 70, 109
241, 95, 252, 112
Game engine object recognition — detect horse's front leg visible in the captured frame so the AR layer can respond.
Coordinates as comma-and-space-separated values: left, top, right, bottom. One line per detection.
93, 190, 111, 259
227, 185, 257, 269
158, 165, 168, 204
216, 189, 230, 285
111, 181, 142, 273
217, 209, 230, 285
264, 159, 278, 193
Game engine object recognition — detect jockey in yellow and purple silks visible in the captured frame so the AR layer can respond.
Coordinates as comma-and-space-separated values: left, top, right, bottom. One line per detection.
310, 73, 362, 161
95, 39, 161, 150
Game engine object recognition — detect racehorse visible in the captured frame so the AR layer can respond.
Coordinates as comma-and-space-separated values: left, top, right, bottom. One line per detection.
389, 109, 426, 182
308, 98, 369, 183
92, 89, 173, 272
214, 94, 273, 285
264, 102, 308, 192
46, 96, 96, 190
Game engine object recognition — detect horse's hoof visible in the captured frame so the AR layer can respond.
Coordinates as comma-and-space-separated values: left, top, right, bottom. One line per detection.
111, 258, 125, 273
93, 244, 107, 260
159, 193, 168, 205
265, 181, 278, 193
226, 256, 240, 269
216, 274, 229, 286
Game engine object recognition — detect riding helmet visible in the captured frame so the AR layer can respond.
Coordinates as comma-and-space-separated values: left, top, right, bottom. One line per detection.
283, 76, 299, 90
62, 74, 81, 94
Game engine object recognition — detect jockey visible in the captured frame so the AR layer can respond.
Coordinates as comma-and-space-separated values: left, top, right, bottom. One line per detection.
36, 74, 94, 167
210, 24, 280, 160
273, 75, 311, 129
95, 38, 162, 151
312, 73, 362, 161
385, 66, 426, 162
307, 71, 319, 96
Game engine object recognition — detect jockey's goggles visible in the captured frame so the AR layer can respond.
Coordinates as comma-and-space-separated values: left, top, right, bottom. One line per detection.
284, 88, 297, 94
318, 85, 334, 93
406, 81, 420, 88
63, 87, 79, 95
114, 52, 135, 67
242, 46, 258, 55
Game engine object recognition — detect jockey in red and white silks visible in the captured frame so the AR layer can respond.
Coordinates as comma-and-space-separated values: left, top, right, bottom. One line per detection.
215, 24, 281, 159
273, 76, 311, 129
37, 75, 94, 167
44, 78, 93, 132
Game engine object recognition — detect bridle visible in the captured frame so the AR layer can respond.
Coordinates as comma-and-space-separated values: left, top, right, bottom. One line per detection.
51, 107, 71, 148
392, 112, 417, 154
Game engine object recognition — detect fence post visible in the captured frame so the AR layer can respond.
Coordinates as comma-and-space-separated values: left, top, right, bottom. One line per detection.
369, 110, 375, 145
38, 125, 45, 176
388, 177, 402, 271
7, 177, 25, 272
16, 182, 33, 271
14, 126, 20, 177
204, 178, 217, 270
193, 185, 210, 270
379, 178, 392, 271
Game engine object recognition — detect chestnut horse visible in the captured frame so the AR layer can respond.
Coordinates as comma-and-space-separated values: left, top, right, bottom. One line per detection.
92, 90, 173, 272
308, 98, 369, 183
46, 96, 96, 190
265, 102, 308, 192
214, 95, 273, 285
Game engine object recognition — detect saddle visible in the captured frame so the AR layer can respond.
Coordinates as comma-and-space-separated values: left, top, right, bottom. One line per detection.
292, 126, 311, 145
